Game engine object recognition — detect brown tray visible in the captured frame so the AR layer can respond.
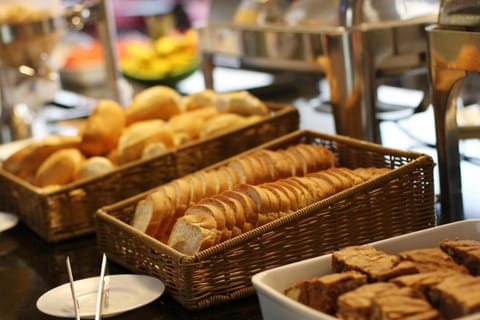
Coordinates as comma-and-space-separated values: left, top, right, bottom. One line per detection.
0, 102, 299, 242
95, 129, 436, 310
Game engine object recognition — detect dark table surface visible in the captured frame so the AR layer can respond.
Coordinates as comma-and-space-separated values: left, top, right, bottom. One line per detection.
0, 222, 263, 320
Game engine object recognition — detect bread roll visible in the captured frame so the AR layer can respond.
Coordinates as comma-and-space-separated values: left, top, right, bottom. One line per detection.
215, 91, 269, 116
181, 89, 217, 111
33, 148, 85, 187
141, 142, 167, 159
2, 135, 81, 180
75, 156, 115, 181
117, 119, 175, 164
200, 113, 249, 139
169, 106, 219, 140
80, 99, 126, 156
124, 85, 182, 125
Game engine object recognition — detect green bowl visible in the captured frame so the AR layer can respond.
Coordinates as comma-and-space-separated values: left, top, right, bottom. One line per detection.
122, 61, 198, 87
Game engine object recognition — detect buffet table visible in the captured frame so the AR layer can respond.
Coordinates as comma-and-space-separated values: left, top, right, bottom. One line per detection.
0, 222, 263, 319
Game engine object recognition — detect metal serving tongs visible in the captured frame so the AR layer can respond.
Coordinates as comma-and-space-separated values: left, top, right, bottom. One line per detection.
66, 256, 81, 320
66, 253, 110, 320
94, 253, 110, 320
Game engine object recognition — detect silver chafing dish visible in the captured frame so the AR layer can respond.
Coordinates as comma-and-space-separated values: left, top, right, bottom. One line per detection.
426, 0, 480, 223
0, 0, 122, 142
199, 0, 440, 142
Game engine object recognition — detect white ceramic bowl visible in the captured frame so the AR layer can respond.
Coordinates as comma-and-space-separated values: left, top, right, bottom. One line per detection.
252, 218, 480, 320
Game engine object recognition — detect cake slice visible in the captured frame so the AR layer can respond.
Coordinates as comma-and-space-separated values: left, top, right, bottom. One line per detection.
390, 270, 461, 297
429, 272, 480, 319
337, 282, 399, 320
398, 247, 469, 273
440, 239, 480, 275
332, 245, 418, 282
284, 271, 367, 315
370, 286, 440, 320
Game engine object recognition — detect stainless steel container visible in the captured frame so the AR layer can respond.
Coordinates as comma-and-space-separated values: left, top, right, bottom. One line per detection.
199, 0, 440, 142
426, 0, 480, 223
0, 0, 122, 142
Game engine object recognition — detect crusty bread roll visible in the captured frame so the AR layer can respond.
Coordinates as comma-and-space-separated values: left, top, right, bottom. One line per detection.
181, 89, 217, 111
75, 156, 115, 181
215, 91, 269, 116
169, 106, 219, 140
2, 135, 81, 181
33, 148, 85, 187
80, 99, 126, 156
124, 85, 182, 125
141, 142, 167, 159
200, 113, 250, 139
117, 119, 175, 164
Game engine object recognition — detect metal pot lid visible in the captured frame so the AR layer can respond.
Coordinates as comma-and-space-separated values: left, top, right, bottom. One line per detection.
337, 0, 440, 27
438, 0, 480, 27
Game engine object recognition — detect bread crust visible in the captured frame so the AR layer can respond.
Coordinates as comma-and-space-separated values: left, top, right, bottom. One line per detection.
80, 99, 126, 156
117, 119, 174, 164
75, 156, 115, 181
181, 89, 217, 111
131, 199, 160, 236
216, 91, 269, 116
33, 148, 85, 187
168, 212, 217, 255
125, 85, 182, 124
169, 106, 218, 140
3, 135, 81, 180
145, 143, 393, 254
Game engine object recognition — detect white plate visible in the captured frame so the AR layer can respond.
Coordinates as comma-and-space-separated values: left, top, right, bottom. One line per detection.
36, 274, 165, 318
252, 218, 480, 320
0, 212, 18, 233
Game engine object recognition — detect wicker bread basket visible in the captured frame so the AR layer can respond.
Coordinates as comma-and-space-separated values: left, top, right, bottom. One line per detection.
95, 129, 436, 310
0, 102, 299, 242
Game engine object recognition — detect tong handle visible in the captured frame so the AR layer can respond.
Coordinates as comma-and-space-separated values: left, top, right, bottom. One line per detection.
66, 256, 80, 320
95, 253, 109, 320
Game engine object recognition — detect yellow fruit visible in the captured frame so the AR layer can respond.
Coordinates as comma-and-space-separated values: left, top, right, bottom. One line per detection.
120, 30, 199, 81
155, 36, 186, 56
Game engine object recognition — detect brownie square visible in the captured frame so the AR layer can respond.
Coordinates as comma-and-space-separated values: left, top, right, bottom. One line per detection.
371, 289, 440, 320
332, 245, 418, 282
390, 270, 460, 297
440, 239, 480, 275
398, 247, 469, 274
284, 270, 367, 315
430, 272, 480, 319
337, 282, 399, 320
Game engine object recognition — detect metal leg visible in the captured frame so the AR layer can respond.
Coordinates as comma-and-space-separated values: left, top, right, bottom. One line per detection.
96, 0, 124, 104
427, 26, 469, 223
324, 31, 379, 142
201, 52, 215, 89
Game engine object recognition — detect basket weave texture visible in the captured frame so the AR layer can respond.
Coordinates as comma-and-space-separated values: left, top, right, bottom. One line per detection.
95, 129, 436, 310
0, 103, 299, 242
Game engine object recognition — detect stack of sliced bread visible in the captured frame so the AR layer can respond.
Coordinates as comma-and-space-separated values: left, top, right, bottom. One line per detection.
131, 143, 391, 255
